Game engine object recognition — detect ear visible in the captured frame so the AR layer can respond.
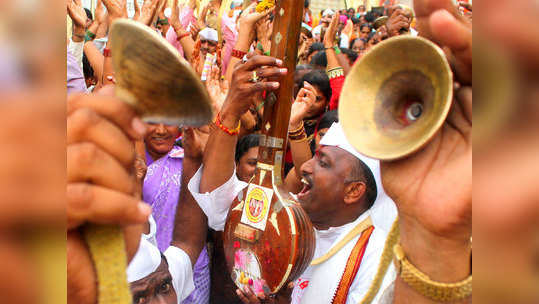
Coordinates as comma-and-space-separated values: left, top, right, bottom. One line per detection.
343, 181, 366, 205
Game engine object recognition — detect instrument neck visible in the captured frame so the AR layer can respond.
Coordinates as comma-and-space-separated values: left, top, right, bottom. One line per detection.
254, 0, 304, 187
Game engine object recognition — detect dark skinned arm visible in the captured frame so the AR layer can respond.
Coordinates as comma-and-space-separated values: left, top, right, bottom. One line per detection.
170, 130, 207, 266
199, 55, 285, 193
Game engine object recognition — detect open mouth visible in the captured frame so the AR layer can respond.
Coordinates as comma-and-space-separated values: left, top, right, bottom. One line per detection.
297, 177, 313, 199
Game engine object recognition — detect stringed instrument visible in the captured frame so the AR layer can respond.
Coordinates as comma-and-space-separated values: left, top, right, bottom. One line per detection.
222, 0, 316, 296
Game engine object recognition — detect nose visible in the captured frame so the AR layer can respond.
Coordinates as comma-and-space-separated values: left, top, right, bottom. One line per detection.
155, 123, 167, 134
300, 157, 314, 178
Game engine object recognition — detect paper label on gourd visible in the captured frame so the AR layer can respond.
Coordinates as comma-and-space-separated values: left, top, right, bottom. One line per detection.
240, 184, 273, 231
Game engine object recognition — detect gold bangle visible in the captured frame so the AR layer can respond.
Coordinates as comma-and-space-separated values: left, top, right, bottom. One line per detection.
393, 243, 472, 302
288, 121, 305, 135
326, 67, 344, 79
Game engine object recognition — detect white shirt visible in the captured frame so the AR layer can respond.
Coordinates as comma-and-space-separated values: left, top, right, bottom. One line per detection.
188, 166, 396, 303
163, 246, 196, 304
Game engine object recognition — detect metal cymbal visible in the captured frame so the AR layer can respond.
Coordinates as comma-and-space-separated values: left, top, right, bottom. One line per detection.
110, 18, 213, 127
339, 35, 453, 160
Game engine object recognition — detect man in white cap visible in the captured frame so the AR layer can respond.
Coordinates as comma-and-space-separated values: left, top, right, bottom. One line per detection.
191, 27, 221, 76
127, 238, 195, 304
198, 27, 219, 59
189, 116, 397, 303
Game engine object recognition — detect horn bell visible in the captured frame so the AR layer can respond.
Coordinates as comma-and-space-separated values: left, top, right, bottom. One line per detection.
339, 36, 453, 161
110, 19, 213, 127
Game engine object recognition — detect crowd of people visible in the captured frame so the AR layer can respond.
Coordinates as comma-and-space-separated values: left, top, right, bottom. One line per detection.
67, 0, 473, 303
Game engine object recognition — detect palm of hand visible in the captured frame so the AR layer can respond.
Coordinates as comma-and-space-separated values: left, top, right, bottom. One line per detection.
68, 1, 87, 27
102, 0, 127, 19
381, 118, 471, 239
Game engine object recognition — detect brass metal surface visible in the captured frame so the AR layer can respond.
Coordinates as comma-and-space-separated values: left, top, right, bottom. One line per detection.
339, 36, 453, 160
110, 19, 213, 127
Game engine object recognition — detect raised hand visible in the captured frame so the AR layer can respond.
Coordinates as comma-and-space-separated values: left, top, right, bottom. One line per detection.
238, 2, 274, 40
323, 12, 339, 48
134, 0, 160, 26
94, 0, 108, 25
290, 82, 317, 129
67, 88, 152, 304
67, 0, 88, 29
206, 66, 229, 114
221, 55, 285, 122
385, 6, 410, 36
133, 0, 141, 20
101, 0, 128, 21
380, 0, 472, 300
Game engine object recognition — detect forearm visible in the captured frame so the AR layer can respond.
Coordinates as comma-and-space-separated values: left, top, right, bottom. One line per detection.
200, 107, 239, 193
171, 156, 207, 266
336, 53, 351, 75
102, 40, 114, 85
393, 217, 472, 304
95, 22, 108, 39
83, 41, 104, 83
176, 33, 195, 61
325, 48, 341, 71
87, 21, 100, 40
226, 29, 252, 82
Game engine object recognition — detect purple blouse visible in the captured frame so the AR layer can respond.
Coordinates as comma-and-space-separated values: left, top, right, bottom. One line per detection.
143, 146, 210, 304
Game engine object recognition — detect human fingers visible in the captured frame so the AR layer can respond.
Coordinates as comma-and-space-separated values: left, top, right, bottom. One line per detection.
254, 67, 288, 79
67, 143, 135, 194
67, 107, 136, 167
253, 7, 274, 22
236, 287, 261, 304
67, 93, 147, 141
414, 0, 466, 39
247, 81, 281, 95
67, 183, 151, 229
430, 9, 471, 65
242, 55, 283, 71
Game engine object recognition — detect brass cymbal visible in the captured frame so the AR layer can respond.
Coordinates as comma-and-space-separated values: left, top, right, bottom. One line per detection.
339, 36, 453, 160
110, 18, 213, 127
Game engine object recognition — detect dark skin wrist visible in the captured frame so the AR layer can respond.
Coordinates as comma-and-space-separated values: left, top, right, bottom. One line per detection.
220, 102, 243, 130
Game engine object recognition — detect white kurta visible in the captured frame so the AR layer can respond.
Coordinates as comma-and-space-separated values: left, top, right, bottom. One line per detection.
188, 165, 397, 303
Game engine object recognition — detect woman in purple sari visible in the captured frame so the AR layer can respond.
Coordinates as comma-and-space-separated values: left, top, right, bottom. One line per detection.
142, 123, 210, 304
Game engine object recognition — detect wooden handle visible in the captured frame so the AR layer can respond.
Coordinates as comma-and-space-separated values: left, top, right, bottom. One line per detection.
255, 0, 304, 186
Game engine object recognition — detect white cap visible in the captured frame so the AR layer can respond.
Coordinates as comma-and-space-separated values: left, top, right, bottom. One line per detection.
312, 25, 321, 36
198, 27, 219, 43
322, 9, 335, 16
320, 123, 397, 233
164, 7, 172, 18
126, 238, 162, 283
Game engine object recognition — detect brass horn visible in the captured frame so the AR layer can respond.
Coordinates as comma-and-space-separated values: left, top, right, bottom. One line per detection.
339, 36, 453, 160
110, 18, 214, 126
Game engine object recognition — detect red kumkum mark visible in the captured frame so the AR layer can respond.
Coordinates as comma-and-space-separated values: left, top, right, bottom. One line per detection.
234, 241, 241, 248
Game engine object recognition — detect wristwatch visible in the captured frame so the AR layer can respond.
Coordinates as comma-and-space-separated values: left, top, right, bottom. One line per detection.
393, 243, 472, 302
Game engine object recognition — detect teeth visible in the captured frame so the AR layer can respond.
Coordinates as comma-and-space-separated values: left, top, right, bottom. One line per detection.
301, 178, 309, 186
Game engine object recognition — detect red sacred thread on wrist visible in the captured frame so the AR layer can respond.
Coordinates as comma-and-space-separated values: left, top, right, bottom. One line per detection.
231, 49, 247, 60
177, 32, 190, 41
214, 112, 241, 136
